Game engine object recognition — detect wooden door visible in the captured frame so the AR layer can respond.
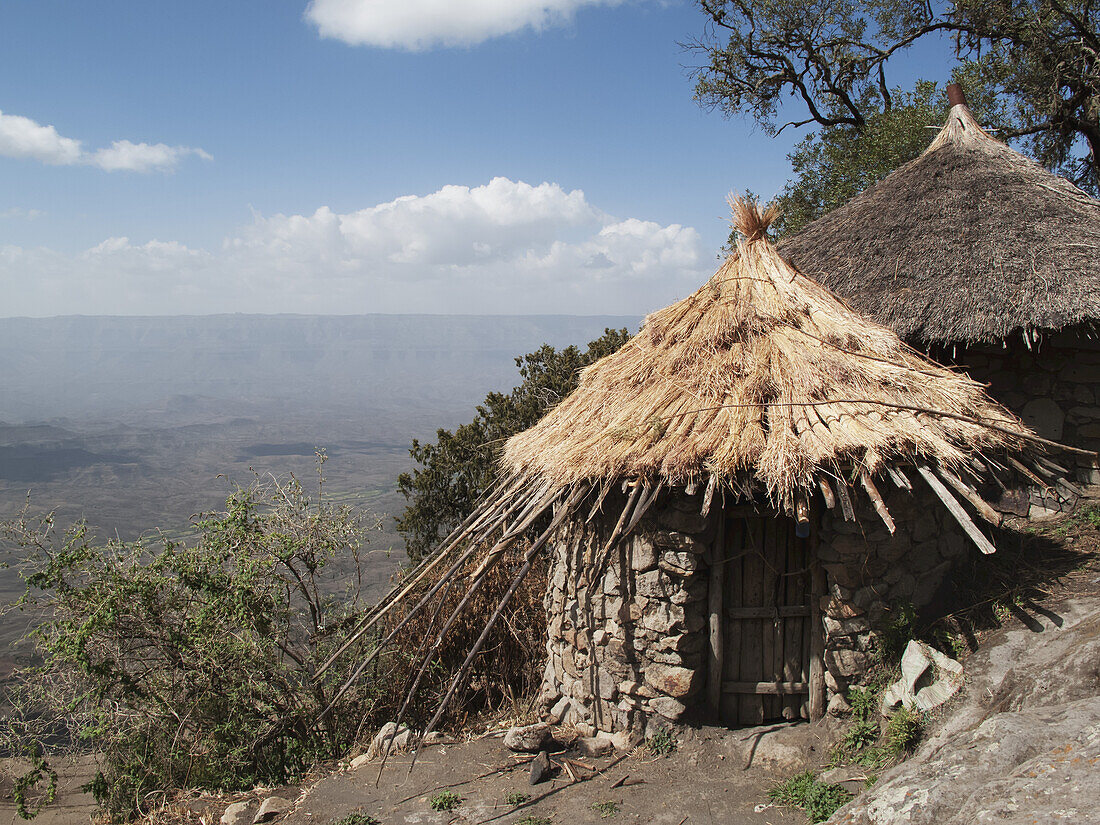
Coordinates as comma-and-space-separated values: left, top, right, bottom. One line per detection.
714, 514, 822, 726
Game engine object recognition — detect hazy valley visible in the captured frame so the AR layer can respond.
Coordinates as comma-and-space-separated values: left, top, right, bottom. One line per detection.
0, 313, 639, 675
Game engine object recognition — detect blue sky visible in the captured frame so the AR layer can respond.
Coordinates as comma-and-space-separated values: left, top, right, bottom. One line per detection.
0, 1, 952, 317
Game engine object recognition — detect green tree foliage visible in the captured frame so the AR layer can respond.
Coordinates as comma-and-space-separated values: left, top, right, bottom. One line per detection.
689, 0, 1100, 193
1, 460, 381, 821
396, 328, 633, 561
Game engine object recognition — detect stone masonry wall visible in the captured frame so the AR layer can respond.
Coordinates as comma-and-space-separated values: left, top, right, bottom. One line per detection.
539, 488, 714, 737
541, 481, 978, 730
817, 480, 970, 698
949, 326, 1100, 513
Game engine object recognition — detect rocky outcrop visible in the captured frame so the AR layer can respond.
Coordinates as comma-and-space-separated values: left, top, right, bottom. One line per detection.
829, 596, 1100, 824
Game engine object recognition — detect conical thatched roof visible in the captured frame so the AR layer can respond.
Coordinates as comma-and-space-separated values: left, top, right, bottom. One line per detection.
503, 198, 1044, 508
777, 101, 1100, 345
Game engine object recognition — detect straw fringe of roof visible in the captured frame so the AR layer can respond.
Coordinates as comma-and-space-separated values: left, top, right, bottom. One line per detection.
501, 198, 1051, 507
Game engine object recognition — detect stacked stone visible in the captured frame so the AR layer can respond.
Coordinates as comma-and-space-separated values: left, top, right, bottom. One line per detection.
816, 484, 968, 697
961, 327, 1100, 511
540, 489, 713, 736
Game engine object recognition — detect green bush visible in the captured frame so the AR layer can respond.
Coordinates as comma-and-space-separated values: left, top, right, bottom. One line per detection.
505, 791, 531, 806
429, 790, 462, 811
886, 706, 923, 756
768, 771, 853, 823
327, 815, 380, 825
1, 460, 382, 822
645, 729, 677, 757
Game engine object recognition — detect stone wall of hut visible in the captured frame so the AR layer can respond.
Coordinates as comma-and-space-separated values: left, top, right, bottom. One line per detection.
949, 325, 1100, 514
539, 480, 976, 734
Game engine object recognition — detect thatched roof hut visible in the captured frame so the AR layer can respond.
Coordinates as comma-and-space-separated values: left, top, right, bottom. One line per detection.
776, 88, 1100, 485
349, 199, 1078, 750
777, 90, 1100, 346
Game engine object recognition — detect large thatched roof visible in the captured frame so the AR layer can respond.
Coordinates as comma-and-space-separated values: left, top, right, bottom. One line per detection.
777, 101, 1100, 345
503, 199, 1045, 508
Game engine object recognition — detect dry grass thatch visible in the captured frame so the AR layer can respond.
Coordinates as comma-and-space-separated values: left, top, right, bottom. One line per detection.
503, 197, 1046, 507
778, 102, 1100, 345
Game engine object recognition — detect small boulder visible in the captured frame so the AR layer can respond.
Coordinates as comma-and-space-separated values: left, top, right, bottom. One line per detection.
576, 736, 614, 758
882, 640, 964, 713
221, 802, 251, 825
367, 721, 415, 759
252, 796, 292, 824
827, 693, 852, 717
610, 729, 643, 751
503, 722, 551, 753
529, 750, 551, 785
546, 695, 571, 724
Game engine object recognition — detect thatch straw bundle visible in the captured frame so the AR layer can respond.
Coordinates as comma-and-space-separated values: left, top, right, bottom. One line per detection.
504, 197, 1039, 508
778, 101, 1100, 345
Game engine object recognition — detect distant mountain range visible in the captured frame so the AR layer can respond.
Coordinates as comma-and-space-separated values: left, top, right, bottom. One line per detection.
0, 314, 641, 426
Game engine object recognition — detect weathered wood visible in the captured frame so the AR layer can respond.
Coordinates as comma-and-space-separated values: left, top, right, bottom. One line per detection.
817, 476, 836, 509
833, 476, 855, 521
918, 465, 998, 555
723, 681, 809, 695
706, 511, 727, 715
935, 466, 1003, 526
739, 518, 765, 725
1007, 455, 1047, 486
808, 563, 826, 721
859, 471, 896, 534
721, 518, 744, 724
768, 518, 785, 720
885, 465, 913, 490
726, 605, 811, 619
1024, 456, 1084, 497
702, 474, 718, 516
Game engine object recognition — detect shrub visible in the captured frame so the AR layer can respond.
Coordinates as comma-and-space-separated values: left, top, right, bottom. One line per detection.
505, 791, 531, 806
645, 729, 677, 757
1, 459, 383, 822
429, 790, 462, 811
591, 800, 619, 818
885, 706, 923, 756
327, 815, 380, 825
768, 771, 853, 823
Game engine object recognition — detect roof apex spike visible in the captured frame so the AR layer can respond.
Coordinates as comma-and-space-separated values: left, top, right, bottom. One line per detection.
946, 83, 968, 108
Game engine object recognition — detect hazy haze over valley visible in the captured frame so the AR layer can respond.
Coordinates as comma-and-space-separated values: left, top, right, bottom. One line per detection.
0, 313, 639, 673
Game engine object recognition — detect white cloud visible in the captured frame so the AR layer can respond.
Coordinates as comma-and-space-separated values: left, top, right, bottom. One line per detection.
0, 110, 82, 165
0, 207, 45, 220
91, 140, 213, 173
305, 0, 625, 49
0, 177, 709, 316
0, 109, 211, 173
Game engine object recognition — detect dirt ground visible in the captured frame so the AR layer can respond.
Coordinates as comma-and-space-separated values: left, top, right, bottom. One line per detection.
274, 724, 817, 825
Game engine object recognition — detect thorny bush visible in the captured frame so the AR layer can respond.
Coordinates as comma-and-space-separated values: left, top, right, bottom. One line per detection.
0, 456, 386, 821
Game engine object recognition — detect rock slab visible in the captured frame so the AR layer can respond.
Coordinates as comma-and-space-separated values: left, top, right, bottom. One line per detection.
503, 722, 551, 753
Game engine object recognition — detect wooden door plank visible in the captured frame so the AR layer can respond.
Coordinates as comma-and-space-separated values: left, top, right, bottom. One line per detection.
706, 512, 726, 715
739, 517, 765, 725
808, 562, 827, 720
726, 605, 811, 619
720, 517, 743, 725
761, 515, 779, 721
783, 520, 805, 720
723, 681, 809, 695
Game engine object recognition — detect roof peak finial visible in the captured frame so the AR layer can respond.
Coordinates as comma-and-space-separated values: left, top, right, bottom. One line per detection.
946, 83, 968, 108
729, 194, 779, 242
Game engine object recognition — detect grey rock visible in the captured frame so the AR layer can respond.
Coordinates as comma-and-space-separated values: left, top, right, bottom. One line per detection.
529, 750, 551, 785
366, 721, 414, 759
648, 695, 687, 719
252, 796, 292, 824
882, 641, 964, 714
576, 736, 614, 757
221, 802, 251, 825
833, 596, 1100, 825
503, 722, 551, 753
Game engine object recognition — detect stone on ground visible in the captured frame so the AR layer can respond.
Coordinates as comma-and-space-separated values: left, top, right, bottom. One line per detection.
220, 801, 251, 825
503, 722, 551, 752
252, 796, 292, 824
529, 750, 551, 785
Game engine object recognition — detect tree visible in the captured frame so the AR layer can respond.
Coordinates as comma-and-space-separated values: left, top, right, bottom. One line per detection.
689, 0, 1100, 193
396, 328, 632, 561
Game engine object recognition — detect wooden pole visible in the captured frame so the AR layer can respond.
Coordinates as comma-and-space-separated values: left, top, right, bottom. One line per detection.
918, 465, 998, 555
706, 511, 727, 715
808, 560, 826, 721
